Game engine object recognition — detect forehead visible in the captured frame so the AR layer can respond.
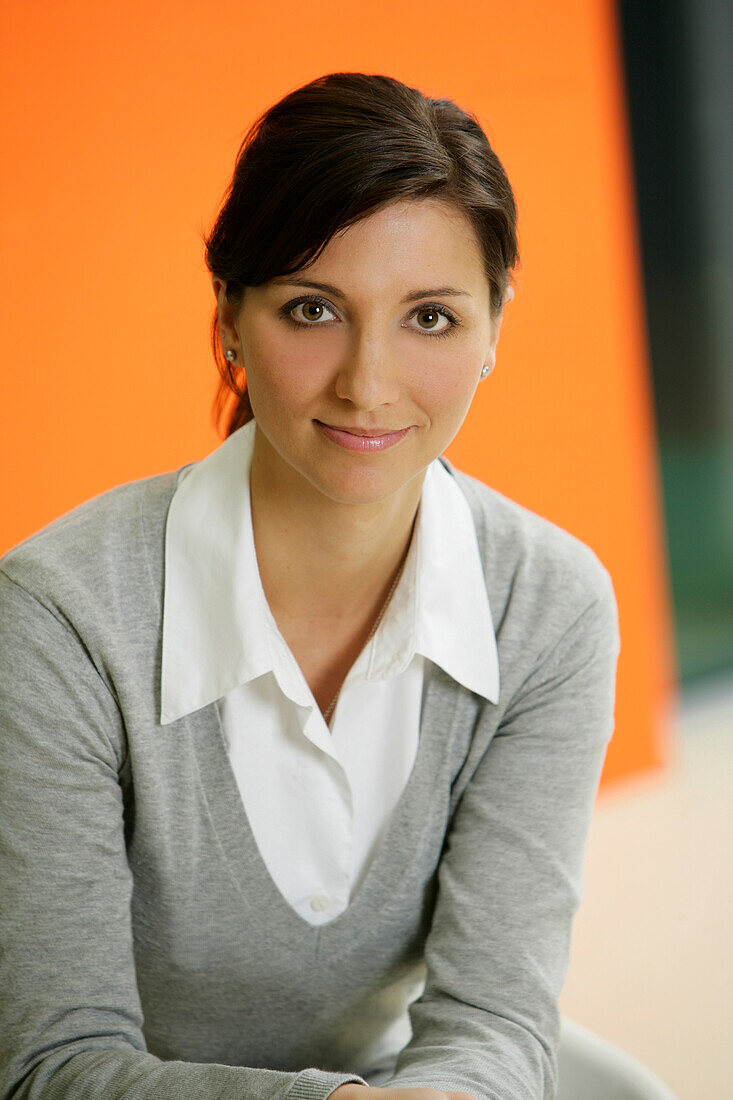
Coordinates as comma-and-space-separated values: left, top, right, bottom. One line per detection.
337, 198, 482, 263
270, 199, 487, 298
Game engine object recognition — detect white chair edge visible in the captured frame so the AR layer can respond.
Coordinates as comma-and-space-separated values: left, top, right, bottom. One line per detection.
558, 1015, 679, 1099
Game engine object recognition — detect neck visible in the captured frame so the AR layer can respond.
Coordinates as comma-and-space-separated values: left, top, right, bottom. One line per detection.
248, 426, 424, 625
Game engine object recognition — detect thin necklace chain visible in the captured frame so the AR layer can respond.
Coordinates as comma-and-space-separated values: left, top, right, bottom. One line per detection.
322, 542, 411, 725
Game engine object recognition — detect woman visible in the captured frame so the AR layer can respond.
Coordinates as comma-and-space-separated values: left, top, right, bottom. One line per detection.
0, 72, 620, 1100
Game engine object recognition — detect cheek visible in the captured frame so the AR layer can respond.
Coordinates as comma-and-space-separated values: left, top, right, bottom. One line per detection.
245, 330, 328, 410
414, 354, 478, 414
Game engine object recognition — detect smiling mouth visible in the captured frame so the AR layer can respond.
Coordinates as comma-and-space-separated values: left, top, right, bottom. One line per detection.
314, 420, 414, 452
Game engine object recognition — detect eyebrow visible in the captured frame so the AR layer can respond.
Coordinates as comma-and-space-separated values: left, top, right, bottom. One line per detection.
270, 278, 472, 304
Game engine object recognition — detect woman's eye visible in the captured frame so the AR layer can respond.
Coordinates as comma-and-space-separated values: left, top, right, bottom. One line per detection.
407, 306, 455, 336
287, 299, 337, 325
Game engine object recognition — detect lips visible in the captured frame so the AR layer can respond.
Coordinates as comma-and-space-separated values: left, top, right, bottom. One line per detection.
314, 420, 414, 452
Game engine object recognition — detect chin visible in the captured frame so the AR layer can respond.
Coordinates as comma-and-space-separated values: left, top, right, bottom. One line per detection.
312, 464, 422, 507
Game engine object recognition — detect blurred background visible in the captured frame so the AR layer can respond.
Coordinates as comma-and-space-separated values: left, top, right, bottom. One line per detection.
618, 0, 733, 689
561, 6, 732, 1096
1, 1, 730, 1096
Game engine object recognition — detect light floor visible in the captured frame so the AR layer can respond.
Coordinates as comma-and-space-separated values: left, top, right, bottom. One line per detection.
559, 674, 733, 1099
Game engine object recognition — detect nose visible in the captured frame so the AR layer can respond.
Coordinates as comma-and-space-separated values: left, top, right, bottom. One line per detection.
333, 334, 402, 410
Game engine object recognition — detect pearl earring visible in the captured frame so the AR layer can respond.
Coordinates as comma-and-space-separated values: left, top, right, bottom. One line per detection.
225, 349, 236, 361
480, 365, 490, 378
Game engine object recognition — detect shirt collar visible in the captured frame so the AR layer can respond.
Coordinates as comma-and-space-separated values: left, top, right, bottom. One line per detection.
160, 419, 499, 725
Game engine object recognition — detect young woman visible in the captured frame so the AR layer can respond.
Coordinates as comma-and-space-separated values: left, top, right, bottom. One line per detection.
0, 72, 620, 1100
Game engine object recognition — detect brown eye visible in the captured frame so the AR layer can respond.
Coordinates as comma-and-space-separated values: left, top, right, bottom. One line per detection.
299, 302, 326, 322
406, 304, 460, 338
280, 297, 338, 327
414, 307, 446, 331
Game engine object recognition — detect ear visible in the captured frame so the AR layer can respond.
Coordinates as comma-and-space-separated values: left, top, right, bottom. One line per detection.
212, 276, 242, 355
484, 285, 514, 373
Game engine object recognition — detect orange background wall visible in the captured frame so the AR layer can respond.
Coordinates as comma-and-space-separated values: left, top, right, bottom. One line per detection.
0, 0, 676, 789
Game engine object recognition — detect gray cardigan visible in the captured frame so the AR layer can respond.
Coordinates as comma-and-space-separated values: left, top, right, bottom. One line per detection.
0, 455, 621, 1100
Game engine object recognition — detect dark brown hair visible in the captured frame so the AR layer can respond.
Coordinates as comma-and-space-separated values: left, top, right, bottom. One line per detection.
203, 71, 520, 439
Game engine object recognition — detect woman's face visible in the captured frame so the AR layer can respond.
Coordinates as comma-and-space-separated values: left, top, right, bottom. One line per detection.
214, 198, 511, 510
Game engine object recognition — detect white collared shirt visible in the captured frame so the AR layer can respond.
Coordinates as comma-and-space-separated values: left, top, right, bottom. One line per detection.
161, 418, 499, 925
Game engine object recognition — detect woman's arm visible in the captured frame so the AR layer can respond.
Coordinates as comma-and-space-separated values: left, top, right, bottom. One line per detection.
0, 569, 368, 1100
376, 562, 621, 1100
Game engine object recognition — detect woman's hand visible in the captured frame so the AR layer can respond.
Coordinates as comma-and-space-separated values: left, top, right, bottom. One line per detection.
331, 1085, 479, 1100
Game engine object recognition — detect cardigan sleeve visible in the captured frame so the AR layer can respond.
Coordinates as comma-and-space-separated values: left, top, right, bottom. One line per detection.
0, 569, 367, 1100
378, 565, 621, 1100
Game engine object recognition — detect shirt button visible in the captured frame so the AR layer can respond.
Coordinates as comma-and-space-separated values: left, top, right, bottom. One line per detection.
310, 894, 331, 912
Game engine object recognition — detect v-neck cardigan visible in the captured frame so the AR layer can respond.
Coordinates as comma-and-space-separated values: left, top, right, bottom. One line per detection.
0, 455, 621, 1100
